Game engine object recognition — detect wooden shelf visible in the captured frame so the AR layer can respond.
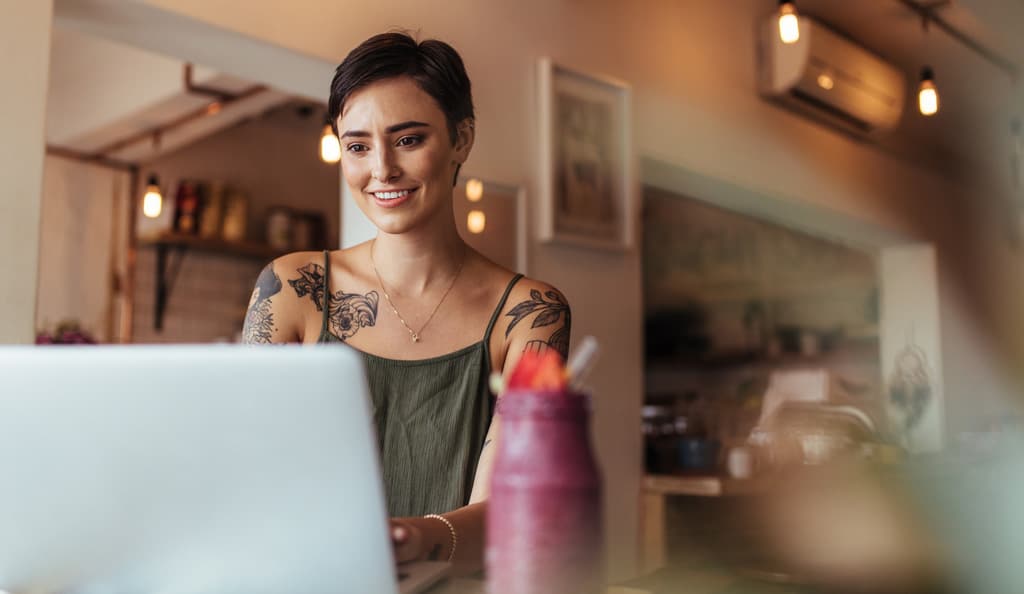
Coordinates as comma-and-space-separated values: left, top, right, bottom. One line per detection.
138, 232, 287, 261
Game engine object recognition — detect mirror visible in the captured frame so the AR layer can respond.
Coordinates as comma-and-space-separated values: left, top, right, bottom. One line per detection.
454, 177, 524, 273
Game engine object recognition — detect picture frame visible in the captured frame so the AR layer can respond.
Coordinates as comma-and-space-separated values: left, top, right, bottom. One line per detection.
537, 57, 635, 251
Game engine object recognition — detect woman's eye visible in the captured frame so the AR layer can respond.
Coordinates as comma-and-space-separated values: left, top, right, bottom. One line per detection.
397, 135, 422, 147
346, 143, 367, 154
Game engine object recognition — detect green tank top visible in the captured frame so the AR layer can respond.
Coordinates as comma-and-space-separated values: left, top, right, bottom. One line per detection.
317, 250, 522, 517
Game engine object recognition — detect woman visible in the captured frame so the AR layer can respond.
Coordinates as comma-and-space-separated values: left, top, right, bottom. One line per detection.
241, 32, 571, 575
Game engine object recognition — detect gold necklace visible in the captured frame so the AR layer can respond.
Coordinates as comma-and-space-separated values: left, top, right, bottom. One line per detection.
370, 240, 467, 343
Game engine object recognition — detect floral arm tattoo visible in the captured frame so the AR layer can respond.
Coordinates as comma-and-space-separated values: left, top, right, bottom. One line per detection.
288, 263, 379, 341
242, 264, 283, 344
505, 288, 571, 359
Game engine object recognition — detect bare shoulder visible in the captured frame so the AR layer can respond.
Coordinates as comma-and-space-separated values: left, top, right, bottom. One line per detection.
271, 250, 327, 271
497, 275, 572, 359
270, 246, 367, 305
241, 251, 329, 344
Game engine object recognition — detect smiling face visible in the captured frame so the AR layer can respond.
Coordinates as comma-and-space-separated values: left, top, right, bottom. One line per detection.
338, 76, 473, 236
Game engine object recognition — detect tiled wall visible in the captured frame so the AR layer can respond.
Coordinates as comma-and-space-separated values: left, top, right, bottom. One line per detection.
133, 248, 264, 343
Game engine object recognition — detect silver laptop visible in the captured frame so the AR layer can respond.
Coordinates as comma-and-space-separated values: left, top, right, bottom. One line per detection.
0, 345, 449, 594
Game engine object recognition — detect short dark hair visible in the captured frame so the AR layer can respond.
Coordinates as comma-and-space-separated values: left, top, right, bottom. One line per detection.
327, 32, 474, 144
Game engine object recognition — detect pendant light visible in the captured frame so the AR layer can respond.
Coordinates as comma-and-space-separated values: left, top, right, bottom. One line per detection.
778, 0, 800, 45
918, 66, 939, 116
320, 123, 341, 164
142, 174, 163, 219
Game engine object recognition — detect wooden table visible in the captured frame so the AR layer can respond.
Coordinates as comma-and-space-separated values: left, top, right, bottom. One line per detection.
640, 474, 768, 573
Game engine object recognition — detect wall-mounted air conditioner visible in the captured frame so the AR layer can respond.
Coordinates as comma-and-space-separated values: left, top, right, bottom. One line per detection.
758, 14, 906, 135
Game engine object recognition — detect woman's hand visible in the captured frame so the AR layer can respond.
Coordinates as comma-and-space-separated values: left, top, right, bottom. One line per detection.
391, 504, 486, 574
391, 516, 457, 564
390, 518, 427, 563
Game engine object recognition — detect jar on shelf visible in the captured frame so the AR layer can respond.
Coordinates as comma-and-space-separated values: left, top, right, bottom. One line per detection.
221, 189, 248, 242
266, 207, 292, 250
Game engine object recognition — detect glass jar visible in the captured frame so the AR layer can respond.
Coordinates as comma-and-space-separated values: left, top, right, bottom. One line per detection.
487, 390, 603, 594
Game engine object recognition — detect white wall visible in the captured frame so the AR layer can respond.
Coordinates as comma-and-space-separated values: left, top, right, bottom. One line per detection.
45, 0, 1024, 578
36, 155, 128, 342
1, 0, 53, 343
46, 27, 188, 146
880, 245, 945, 453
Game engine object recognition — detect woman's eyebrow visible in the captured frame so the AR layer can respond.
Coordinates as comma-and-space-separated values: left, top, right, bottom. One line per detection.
340, 120, 431, 139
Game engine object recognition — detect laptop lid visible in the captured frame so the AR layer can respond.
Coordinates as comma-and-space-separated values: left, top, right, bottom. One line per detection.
0, 344, 399, 594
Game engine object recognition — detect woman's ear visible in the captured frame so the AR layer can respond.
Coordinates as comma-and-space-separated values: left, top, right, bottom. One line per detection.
453, 118, 475, 164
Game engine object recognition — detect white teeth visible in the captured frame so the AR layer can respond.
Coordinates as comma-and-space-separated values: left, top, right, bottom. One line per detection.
373, 190, 410, 200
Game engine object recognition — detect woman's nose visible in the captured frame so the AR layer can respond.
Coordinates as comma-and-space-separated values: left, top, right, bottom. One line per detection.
371, 147, 400, 183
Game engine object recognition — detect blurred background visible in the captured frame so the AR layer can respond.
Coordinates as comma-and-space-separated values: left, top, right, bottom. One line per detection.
3, 0, 1023, 592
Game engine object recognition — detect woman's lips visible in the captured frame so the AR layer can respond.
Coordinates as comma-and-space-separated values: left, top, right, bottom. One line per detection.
368, 188, 417, 209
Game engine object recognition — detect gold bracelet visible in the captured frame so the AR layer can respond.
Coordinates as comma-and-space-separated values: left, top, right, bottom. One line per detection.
423, 513, 457, 563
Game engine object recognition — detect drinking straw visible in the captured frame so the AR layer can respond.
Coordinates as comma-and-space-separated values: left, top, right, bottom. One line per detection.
565, 335, 600, 390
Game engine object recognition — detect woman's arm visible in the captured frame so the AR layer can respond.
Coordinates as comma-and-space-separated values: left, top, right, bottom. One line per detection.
241, 256, 307, 344
471, 279, 572, 502
391, 280, 572, 575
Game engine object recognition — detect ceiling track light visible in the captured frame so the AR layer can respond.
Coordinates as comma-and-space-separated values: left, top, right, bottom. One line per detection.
895, 0, 1017, 80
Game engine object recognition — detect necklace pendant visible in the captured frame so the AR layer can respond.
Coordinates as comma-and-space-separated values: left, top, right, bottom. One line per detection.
411, 334, 420, 343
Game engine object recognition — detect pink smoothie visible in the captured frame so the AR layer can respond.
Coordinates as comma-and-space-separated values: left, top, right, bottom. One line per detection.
486, 390, 603, 594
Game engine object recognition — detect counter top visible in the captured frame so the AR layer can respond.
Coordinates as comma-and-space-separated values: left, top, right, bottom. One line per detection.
642, 474, 768, 497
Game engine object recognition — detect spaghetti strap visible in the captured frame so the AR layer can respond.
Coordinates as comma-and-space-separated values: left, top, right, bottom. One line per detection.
320, 250, 331, 334
482, 273, 524, 343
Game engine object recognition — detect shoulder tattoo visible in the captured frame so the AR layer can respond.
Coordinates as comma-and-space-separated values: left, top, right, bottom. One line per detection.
505, 288, 571, 359
288, 263, 379, 341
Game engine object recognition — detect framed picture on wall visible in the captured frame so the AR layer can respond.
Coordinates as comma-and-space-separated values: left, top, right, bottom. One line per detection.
538, 57, 635, 250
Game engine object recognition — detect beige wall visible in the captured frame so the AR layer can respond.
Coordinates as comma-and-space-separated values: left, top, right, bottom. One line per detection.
127, 0, 1024, 577
1, 0, 53, 343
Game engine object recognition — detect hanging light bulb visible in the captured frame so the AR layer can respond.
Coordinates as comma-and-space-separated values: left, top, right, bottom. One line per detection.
142, 174, 163, 219
320, 124, 341, 164
918, 66, 939, 116
467, 210, 486, 234
778, 0, 800, 45
465, 178, 484, 202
